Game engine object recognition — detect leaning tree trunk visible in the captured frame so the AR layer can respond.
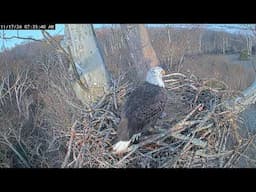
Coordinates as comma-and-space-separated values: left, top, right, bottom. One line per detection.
63, 24, 110, 104
121, 24, 159, 82
227, 79, 256, 115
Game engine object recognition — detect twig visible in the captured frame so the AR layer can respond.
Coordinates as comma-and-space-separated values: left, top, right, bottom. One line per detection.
164, 79, 179, 83
113, 81, 118, 110
195, 150, 233, 158
163, 73, 186, 78
230, 134, 256, 167
115, 145, 139, 165
0, 134, 30, 168
61, 121, 77, 168
171, 133, 207, 148
1, 35, 42, 42
170, 104, 203, 133
90, 153, 115, 168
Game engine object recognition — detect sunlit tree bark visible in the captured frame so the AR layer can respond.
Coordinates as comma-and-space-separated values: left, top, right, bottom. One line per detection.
121, 24, 159, 81
64, 24, 110, 103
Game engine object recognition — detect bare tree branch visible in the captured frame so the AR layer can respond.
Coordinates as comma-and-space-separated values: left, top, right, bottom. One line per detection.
1, 35, 42, 42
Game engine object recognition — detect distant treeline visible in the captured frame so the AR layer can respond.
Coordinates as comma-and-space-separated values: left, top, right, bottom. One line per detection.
1, 25, 255, 77
95, 25, 255, 74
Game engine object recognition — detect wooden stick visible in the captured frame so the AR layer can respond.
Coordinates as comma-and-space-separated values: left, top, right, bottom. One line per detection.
115, 145, 139, 165
163, 73, 186, 78
170, 133, 207, 148
195, 150, 233, 158
183, 104, 203, 122
61, 121, 77, 168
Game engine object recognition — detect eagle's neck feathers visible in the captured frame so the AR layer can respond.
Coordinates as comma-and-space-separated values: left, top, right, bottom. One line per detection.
145, 72, 165, 88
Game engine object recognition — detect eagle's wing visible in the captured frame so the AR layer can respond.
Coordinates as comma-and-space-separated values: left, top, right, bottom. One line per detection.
113, 83, 167, 155
124, 83, 167, 137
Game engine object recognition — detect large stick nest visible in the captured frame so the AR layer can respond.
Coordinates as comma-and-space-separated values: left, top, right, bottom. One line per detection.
61, 72, 256, 168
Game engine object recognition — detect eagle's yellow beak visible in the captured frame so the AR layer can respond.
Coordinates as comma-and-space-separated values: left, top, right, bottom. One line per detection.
161, 70, 166, 76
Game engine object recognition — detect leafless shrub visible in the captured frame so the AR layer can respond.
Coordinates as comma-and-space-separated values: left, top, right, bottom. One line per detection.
0, 37, 77, 167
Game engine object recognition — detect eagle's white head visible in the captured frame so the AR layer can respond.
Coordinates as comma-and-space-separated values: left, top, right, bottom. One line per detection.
146, 66, 165, 88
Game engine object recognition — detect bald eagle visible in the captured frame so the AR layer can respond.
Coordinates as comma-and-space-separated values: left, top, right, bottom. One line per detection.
112, 66, 167, 155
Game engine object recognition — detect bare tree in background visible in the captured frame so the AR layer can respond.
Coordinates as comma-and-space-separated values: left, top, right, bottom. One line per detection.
244, 24, 256, 56
63, 24, 110, 104
246, 35, 253, 56
220, 32, 228, 55
231, 25, 256, 114
121, 24, 159, 81
2, 24, 256, 113
198, 26, 205, 54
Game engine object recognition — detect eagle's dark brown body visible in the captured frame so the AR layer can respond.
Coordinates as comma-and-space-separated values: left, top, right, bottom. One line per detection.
117, 82, 167, 141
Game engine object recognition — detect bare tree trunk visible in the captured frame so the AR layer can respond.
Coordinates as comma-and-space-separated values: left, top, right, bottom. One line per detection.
198, 33, 202, 53
227, 79, 256, 114
121, 24, 159, 81
167, 26, 174, 68
213, 37, 216, 54
63, 24, 110, 104
226, 37, 229, 53
246, 36, 252, 56
222, 36, 226, 54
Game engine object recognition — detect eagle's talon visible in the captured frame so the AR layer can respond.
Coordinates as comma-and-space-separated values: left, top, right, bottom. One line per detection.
131, 133, 142, 143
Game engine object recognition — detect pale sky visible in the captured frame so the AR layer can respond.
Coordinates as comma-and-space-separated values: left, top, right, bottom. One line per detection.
0, 24, 253, 51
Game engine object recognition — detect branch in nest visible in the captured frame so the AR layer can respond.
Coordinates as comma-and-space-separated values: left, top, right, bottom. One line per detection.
170, 133, 207, 148
163, 73, 186, 78
195, 150, 233, 158
224, 134, 256, 167
61, 120, 78, 168
167, 83, 198, 91
125, 104, 208, 153
173, 104, 204, 130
